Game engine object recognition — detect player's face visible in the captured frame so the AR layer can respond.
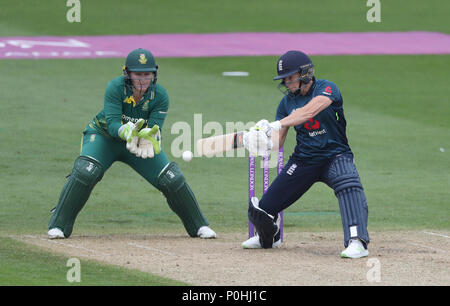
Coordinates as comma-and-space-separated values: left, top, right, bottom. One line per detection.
284, 73, 301, 93
129, 72, 154, 92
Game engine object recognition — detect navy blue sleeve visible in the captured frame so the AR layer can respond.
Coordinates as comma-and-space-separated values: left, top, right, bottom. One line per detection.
275, 98, 288, 121
315, 80, 342, 105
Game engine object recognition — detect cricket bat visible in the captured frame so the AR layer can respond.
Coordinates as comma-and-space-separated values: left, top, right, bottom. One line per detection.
196, 131, 246, 157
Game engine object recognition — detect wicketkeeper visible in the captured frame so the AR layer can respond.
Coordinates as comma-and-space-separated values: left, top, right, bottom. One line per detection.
48, 48, 216, 239
242, 51, 369, 258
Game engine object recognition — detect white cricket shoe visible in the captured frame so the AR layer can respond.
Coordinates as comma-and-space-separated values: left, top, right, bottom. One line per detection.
242, 235, 281, 249
341, 239, 369, 258
48, 228, 65, 239
197, 226, 217, 239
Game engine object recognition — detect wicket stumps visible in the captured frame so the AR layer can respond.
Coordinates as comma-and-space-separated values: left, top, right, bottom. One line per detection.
248, 147, 284, 241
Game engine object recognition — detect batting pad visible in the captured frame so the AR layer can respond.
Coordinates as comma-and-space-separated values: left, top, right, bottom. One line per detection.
324, 154, 370, 248
336, 187, 369, 248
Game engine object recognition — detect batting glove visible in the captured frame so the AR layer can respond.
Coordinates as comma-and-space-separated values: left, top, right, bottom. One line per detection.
243, 126, 273, 157
255, 119, 282, 137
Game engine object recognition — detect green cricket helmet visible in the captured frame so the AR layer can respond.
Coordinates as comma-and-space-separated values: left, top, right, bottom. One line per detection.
125, 48, 158, 72
123, 48, 158, 92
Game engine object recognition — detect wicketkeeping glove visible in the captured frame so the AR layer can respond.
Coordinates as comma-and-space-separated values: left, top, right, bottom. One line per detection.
118, 119, 146, 154
135, 125, 161, 159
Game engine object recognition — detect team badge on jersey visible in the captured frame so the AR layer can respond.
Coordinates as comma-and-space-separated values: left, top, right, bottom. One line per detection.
142, 100, 150, 112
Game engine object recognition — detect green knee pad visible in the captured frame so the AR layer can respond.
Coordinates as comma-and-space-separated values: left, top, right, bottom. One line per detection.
49, 156, 104, 237
157, 162, 209, 237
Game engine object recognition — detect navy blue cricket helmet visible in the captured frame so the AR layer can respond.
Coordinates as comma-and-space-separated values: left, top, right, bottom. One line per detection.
274, 50, 314, 83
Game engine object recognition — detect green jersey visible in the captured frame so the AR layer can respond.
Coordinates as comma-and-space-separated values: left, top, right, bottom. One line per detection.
86, 76, 169, 138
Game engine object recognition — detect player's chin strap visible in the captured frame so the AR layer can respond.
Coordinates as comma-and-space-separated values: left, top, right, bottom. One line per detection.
278, 81, 305, 97
278, 67, 315, 97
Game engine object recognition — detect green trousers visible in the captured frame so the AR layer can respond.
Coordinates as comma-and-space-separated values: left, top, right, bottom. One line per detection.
81, 131, 169, 186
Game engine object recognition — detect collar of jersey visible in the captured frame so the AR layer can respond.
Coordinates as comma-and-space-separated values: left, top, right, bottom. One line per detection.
124, 84, 151, 105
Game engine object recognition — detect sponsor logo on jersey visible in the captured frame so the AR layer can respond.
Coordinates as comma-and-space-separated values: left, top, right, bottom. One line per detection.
322, 86, 332, 95
304, 118, 320, 130
121, 114, 148, 126
290, 109, 327, 137
304, 118, 327, 137
308, 129, 327, 137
